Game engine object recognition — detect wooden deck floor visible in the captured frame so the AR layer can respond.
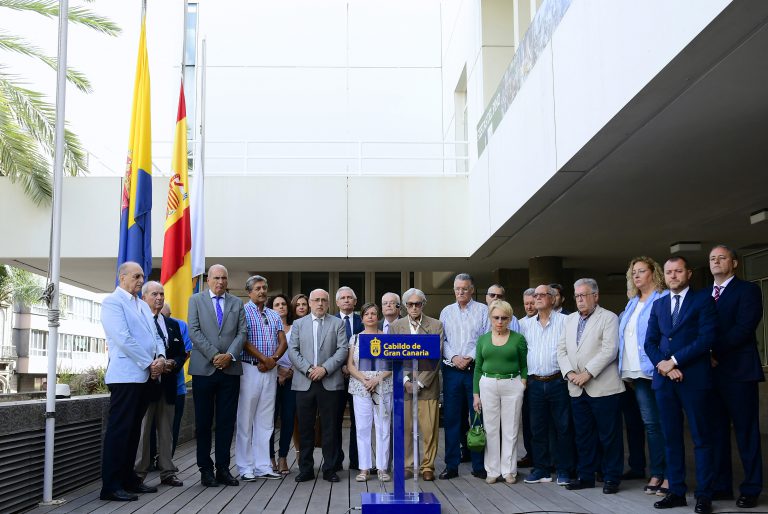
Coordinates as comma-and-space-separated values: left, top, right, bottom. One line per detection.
29, 430, 766, 514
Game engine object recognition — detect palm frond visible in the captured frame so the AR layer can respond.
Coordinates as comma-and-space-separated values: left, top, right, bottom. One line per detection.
0, 0, 121, 36
0, 75, 88, 177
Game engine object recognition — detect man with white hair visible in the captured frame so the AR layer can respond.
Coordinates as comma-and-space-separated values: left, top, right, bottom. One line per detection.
390, 288, 444, 481
379, 292, 401, 334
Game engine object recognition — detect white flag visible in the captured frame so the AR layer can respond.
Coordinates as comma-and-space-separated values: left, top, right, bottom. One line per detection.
190, 139, 205, 278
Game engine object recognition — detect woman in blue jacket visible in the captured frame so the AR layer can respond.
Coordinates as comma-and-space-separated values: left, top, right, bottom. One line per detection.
618, 256, 669, 495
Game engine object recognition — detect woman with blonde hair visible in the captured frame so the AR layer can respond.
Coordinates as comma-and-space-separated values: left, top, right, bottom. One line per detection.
618, 256, 669, 494
473, 300, 527, 484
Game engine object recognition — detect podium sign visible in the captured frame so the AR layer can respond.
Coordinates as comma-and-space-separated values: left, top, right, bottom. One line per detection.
358, 334, 441, 514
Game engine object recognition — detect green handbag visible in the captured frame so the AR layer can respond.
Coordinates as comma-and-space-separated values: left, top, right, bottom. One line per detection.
466, 411, 486, 452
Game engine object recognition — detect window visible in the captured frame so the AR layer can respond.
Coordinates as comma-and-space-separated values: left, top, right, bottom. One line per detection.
89, 337, 106, 354
91, 302, 102, 323
30, 330, 47, 356
73, 335, 89, 359
58, 334, 73, 360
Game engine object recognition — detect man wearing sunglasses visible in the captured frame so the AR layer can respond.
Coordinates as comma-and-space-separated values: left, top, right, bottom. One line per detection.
236, 275, 287, 482
389, 288, 444, 481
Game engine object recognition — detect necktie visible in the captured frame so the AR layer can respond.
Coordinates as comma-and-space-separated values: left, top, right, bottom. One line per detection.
344, 314, 352, 340
154, 314, 167, 347
671, 294, 681, 327
215, 296, 223, 327
313, 317, 323, 365
713, 285, 721, 302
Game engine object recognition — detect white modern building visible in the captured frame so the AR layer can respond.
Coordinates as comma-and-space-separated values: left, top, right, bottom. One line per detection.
0, 1, 766, 355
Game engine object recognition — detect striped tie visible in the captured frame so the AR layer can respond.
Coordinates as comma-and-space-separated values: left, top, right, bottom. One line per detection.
671, 295, 681, 327
713, 285, 721, 302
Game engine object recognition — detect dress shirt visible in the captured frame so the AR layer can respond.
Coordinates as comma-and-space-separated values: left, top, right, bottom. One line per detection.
382, 318, 395, 334
242, 301, 284, 364
154, 313, 168, 341
209, 289, 224, 311
117, 286, 141, 312
712, 275, 735, 296
440, 299, 490, 364
408, 315, 424, 334
520, 311, 565, 376
670, 287, 690, 315
311, 314, 326, 366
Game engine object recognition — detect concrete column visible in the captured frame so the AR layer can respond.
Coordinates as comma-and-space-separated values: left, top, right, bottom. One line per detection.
528, 256, 564, 288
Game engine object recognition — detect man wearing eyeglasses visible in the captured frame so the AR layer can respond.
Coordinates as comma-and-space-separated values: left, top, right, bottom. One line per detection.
235, 275, 287, 481
379, 292, 401, 334
519, 285, 573, 486
289, 289, 349, 483
486, 285, 521, 332
390, 288, 444, 481
439, 273, 489, 480
557, 278, 624, 495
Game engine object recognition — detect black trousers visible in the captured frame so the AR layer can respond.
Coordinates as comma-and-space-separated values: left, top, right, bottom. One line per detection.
192, 371, 240, 473
296, 381, 340, 475
101, 381, 151, 494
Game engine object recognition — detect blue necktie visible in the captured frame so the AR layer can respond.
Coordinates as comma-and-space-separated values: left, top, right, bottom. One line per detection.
344, 315, 352, 340
215, 296, 223, 327
671, 295, 681, 327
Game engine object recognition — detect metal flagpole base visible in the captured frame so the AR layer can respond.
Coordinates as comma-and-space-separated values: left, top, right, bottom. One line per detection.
361, 492, 441, 513
39, 499, 67, 507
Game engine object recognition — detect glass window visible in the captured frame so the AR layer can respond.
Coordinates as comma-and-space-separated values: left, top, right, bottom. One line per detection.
300, 272, 330, 298
30, 330, 47, 356
58, 334, 73, 360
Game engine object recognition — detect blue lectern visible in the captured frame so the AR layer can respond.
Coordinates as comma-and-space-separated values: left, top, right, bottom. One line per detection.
358, 334, 441, 514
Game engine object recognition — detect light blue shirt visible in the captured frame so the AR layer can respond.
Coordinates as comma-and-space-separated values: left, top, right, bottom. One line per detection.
519, 311, 566, 376
439, 299, 490, 363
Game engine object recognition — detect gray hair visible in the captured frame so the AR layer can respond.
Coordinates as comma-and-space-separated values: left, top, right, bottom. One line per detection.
523, 288, 536, 297
402, 288, 427, 305
245, 275, 268, 292
534, 284, 558, 296
487, 284, 505, 294
141, 280, 163, 297
574, 278, 599, 293
335, 286, 357, 301
117, 261, 141, 277
208, 264, 228, 276
382, 292, 401, 304
454, 273, 475, 286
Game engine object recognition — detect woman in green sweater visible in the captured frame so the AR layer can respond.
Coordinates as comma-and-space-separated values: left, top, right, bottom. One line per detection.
473, 299, 528, 484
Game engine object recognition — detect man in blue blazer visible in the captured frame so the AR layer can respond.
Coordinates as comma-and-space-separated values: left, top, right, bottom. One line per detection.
100, 262, 166, 501
708, 245, 764, 509
644, 256, 717, 514
333, 286, 363, 471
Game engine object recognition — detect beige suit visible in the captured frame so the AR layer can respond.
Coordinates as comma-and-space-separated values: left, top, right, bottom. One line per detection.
557, 305, 625, 397
389, 315, 444, 473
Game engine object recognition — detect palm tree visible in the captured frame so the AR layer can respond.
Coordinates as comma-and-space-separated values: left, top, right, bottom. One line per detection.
0, 0, 120, 205
0, 265, 43, 307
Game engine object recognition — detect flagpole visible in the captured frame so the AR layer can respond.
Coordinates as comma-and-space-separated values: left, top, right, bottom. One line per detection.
41, 0, 68, 506
181, 0, 187, 80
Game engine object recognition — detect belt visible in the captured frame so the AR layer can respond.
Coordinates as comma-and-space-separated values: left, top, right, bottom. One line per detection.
528, 372, 561, 382
481, 372, 518, 380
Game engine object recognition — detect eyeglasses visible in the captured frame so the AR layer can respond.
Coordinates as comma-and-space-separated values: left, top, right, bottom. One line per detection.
574, 293, 597, 300
406, 302, 423, 308
491, 315, 510, 321
532, 293, 551, 298
454, 287, 471, 293
487, 293, 504, 299
382, 301, 398, 306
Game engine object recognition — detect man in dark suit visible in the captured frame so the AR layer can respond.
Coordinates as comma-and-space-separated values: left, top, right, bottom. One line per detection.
135, 282, 187, 487
99, 262, 165, 501
645, 255, 717, 514
289, 288, 348, 483
333, 286, 362, 470
709, 245, 764, 509
188, 264, 247, 487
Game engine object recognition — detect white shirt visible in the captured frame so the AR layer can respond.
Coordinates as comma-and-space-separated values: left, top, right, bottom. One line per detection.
621, 300, 645, 378
311, 314, 326, 366
209, 289, 224, 313
340, 311, 353, 334
117, 286, 141, 312
712, 275, 735, 296
670, 287, 690, 315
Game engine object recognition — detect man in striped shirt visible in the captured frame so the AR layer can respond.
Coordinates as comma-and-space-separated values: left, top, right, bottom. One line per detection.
439, 273, 489, 480
520, 284, 574, 486
235, 275, 288, 481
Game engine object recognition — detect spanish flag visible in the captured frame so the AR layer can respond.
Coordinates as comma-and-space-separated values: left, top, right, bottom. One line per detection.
160, 82, 192, 321
117, 15, 152, 279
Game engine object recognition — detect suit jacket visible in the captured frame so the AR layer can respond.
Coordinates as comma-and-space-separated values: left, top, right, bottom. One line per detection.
711, 277, 764, 382
389, 315, 444, 400
188, 291, 247, 376
378, 316, 401, 333
289, 314, 348, 391
336, 312, 364, 335
147, 315, 188, 404
558, 305, 625, 398
644, 289, 717, 391
101, 287, 165, 384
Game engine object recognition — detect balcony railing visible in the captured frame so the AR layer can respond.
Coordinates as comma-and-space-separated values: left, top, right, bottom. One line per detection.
0, 346, 16, 360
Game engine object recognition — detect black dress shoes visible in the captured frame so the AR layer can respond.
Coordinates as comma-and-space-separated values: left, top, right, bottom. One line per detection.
438, 468, 458, 480
602, 481, 620, 494
565, 479, 595, 490
201, 470, 219, 487
694, 497, 712, 514
295, 471, 315, 483
654, 493, 687, 509
323, 472, 340, 483
100, 489, 138, 501
125, 483, 158, 494
737, 495, 759, 508
471, 469, 487, 480
216, 470, 239, 486
621, 469, 645, 480
161, 475, 183, 487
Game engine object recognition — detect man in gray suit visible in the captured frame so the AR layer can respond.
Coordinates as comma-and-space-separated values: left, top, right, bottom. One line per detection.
188, 264, 247, 487
288, 288, 348, 483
